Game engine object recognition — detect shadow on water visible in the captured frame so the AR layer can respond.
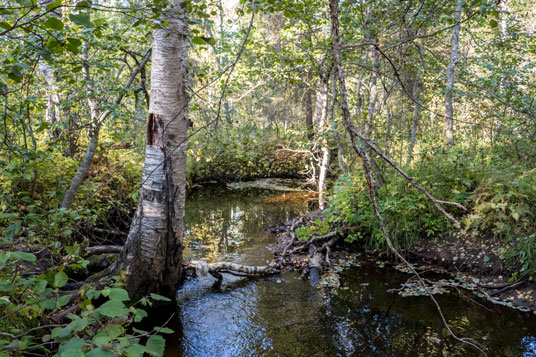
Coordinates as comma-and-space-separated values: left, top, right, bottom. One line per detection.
161, 185, 536, 356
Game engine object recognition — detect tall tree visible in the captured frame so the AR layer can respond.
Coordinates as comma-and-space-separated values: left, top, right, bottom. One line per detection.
38, 0, 63, 138
445, 0, 463, 147
113, 0, 190, 299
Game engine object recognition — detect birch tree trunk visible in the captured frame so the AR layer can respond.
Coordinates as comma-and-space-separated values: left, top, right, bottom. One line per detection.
39, 0, 62, 138
314, 76, 329, 209
445, 0, 463, 147
114, 1, 189, 300
406, 39, 425, 166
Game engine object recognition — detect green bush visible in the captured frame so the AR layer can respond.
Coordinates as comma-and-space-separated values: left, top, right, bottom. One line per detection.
187, 126, 306, 183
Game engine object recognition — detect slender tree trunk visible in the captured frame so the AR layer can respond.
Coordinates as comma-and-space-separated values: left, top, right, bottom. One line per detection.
328, 73, 348, 173
114, 0, 189, 300
365, 46, 378, 138
406, 39, 425, 166
304, 86, 314, 140
61, 48, 150, 209
314, 76, 329, 209
384, 104, 392, 156
362, 43, 384, 187
406, 81, 420, 165
445, 0, 463, 147
39, 0, 62, 138
61, 126, 99, 208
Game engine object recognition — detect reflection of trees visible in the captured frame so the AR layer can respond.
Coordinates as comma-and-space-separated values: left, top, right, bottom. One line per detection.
183, 187, 308, 263
180, 188, 536, 356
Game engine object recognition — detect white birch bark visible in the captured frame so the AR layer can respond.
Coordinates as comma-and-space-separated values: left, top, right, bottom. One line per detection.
39, 0, 62, 137
116, 0, 189, 299
314, 78, 329, 209
445, 0, 463, 147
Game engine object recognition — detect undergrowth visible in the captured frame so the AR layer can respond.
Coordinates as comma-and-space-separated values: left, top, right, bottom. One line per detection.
322, 141, 536, 275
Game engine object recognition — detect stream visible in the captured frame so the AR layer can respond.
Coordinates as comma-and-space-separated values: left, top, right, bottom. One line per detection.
162, 185, 536, 356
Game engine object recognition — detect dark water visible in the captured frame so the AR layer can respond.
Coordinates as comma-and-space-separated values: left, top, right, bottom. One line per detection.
164, 185, 536, 356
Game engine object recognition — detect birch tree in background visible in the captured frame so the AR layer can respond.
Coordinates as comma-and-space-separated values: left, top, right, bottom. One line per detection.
445, 0, 463, 147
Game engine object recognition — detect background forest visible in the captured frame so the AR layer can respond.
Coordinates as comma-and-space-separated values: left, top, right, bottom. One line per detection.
0, 0, 535, 355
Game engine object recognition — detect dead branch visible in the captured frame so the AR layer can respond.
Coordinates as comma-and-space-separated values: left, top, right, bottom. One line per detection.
329, 1, 485, 354
85, 245, 123, 256
289, 231, 339, 255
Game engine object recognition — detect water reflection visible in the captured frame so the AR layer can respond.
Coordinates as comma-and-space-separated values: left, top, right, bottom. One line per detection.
168, 186, 536, 357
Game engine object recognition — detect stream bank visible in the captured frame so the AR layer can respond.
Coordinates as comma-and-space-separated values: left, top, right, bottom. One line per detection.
275, 207, 536, 315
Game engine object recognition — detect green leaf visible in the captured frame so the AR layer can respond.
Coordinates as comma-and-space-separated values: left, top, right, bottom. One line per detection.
69, 14, 91, 27
86, 348, 114, 357
56, 294, 71, 308
153, 327, 174, 334
145, 335, 165, 356
45, 37, 61, 51
54, 271, 68, 288
12, 251, 36, 263
124, 343, 145, 357
51, 325, 73, 340
92, 331, 110, 347
65, 38, 82, 54
99, 300, 128, 317
483, 255, 490, 263
0, 281, 13, 293
489, 19, 498, 28
40, 298, 57, 310
150, 293, 171, 302
86, 288, 100, 300
108, 288, 129, 302
133, 308, 147, 323
191, 36, 206, 45
45, 0, 62, 12
6, 223, 21, 240
58, 337, 85, 354
44, 17, 64, 30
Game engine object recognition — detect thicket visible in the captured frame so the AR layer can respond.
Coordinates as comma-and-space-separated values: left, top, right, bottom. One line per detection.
323, 140, 536, 275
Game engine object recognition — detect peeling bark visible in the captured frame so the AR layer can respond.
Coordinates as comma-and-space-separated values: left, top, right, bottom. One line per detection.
115, 0, 189, 300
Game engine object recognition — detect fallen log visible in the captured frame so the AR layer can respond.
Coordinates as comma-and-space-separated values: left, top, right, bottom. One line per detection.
185, 260, 280, 277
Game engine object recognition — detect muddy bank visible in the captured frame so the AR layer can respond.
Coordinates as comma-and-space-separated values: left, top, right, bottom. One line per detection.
271, 211, 536, 314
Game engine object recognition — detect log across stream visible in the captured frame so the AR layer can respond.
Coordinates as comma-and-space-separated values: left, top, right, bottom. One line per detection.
153, 185, 536, 356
